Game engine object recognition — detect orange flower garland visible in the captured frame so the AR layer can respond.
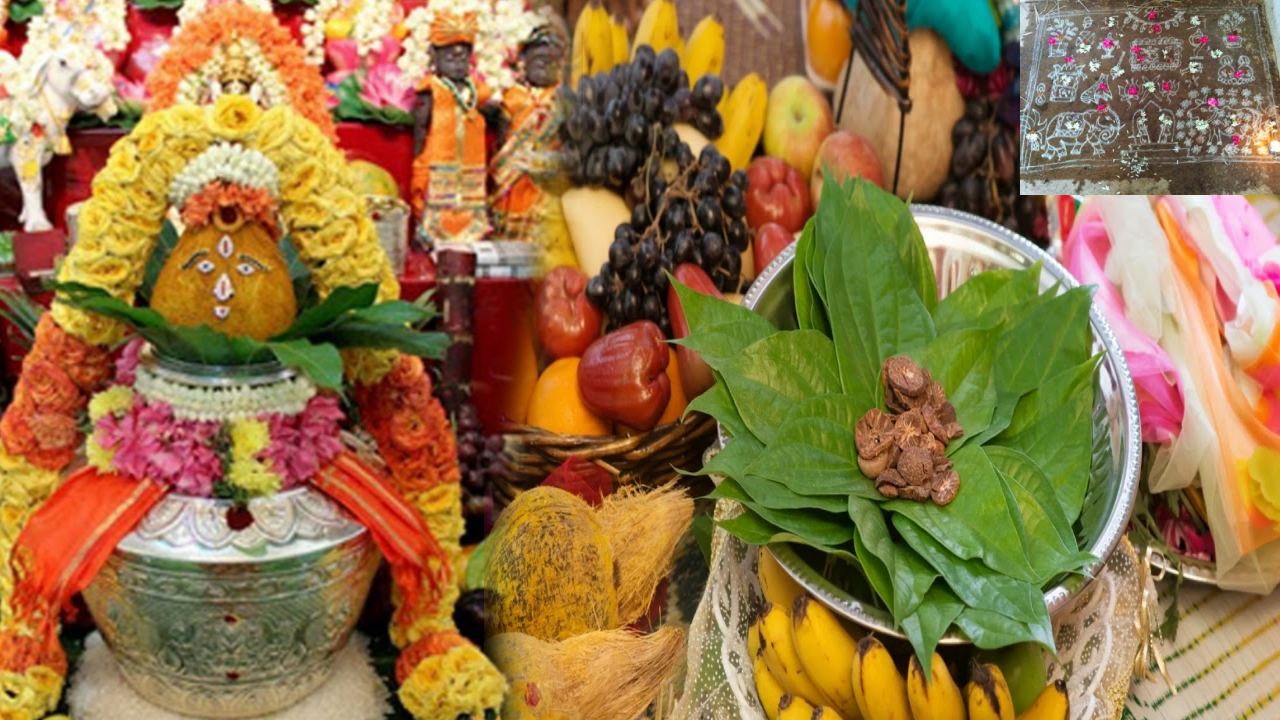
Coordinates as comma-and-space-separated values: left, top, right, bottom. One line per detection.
146, 3, 336, 139
356, 355, 460, 496
0, 317, 114, 471
180, 181, 280, 233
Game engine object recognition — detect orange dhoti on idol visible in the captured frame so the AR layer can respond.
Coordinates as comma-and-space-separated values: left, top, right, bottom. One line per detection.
490, 84, 559, 242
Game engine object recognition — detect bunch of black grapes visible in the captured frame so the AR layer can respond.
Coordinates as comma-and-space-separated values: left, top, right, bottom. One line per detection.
454, 400, 501, 543
585, 143, 749, 334
938, 41, 1046, 246
559, 46, 725, 194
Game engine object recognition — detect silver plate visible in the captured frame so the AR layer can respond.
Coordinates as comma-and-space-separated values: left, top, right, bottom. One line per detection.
733, 205, 1142, 643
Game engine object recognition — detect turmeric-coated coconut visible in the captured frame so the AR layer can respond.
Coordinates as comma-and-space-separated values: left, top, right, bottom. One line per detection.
151, 217, 297, 340
484, 487, 620, 640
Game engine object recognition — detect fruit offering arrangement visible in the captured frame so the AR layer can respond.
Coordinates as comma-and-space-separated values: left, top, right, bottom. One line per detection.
681, 177, 1098, 666
940, 41, 1046, 245
751, 552, 1071, 720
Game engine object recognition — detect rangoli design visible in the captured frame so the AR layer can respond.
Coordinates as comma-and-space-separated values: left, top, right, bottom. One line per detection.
1021, 2, 1280, 182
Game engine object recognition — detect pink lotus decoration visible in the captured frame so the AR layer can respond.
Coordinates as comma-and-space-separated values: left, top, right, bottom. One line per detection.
326, 37, 415, 112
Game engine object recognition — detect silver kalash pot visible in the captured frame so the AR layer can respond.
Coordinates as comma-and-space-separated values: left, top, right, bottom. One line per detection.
82, 354, 381, 718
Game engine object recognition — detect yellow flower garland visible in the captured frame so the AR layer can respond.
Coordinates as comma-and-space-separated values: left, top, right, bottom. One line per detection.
54, 96, 401, 382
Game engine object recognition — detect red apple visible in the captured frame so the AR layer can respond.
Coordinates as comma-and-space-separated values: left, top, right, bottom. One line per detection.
763, 75, 835, 179
753, 223, 794, 273
667, 263, 723, 397
535, 266, 602, 360
810, 130, 885, 201
745, 156, 812, 233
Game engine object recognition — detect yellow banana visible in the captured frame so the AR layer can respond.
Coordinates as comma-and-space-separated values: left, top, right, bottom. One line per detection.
610, 15, 628, 68
906, 653, 965, 720
570, 3, 613, 87
684, 14, 725, 84
966, 662, 1016, 720
758, 549, 804, 611
632, 0, 682, 60
791, 596, 862, 719
755, 655, 786, 720
714, 72, 768, 171
812, 708, 846, 720
760, 603, 831, 707
749, 617, 763, 660
778, 694, 819, 720
1016, 679, 1068, 720
850, 636, 911, 720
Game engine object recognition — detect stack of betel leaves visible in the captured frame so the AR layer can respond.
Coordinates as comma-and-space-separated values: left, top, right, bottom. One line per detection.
674, 177, 1100, 671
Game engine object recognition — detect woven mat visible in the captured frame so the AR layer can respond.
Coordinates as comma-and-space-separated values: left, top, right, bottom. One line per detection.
66, 632, 392, 720
1020, 0, 1280, 194
675, 0, 802, 87
1126, 583, 1280, 719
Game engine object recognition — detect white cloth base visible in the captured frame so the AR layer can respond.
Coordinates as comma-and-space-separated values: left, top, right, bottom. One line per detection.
66, 632, 392, 720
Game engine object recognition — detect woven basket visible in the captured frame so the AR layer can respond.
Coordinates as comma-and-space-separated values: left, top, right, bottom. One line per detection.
498, 413, 718, 505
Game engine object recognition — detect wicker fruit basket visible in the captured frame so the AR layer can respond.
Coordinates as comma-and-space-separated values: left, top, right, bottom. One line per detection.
498, 413, 717, 505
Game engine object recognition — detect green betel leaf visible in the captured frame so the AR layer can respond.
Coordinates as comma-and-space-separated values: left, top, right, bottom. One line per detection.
900, 585, 965, 678
953, 606, 1055, 652
792, 220, 830, 334
742, 396, 879, 497
991, 358, 1099, 522
698, 434, 763, 480
275, 283, 380, 341
931, 265, 1042, 335
675, 320, 783, 376
718, 330, 841, 444
849, 495, 934, 621
853, 528, 894, 611
712, 480, 855, 548
348, 300, 436, 326
717, 508, 857, 562
892, 515, 1048, 627
906, 326, 999, 448
886, 444, 1037, 582
686, 377, 752, 441
673, 276, 777, 339
984, 446, 1077, 553
710, 476, 850, 514
323, 321, 449, 359
818, 181, 935, 402
268, 339, 345, 390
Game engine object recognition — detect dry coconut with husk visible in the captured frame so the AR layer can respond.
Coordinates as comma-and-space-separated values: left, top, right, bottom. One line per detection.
487, 627, 686, 720
484, 484, 694, 640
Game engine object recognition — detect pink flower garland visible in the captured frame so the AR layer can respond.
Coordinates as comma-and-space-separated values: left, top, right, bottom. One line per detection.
261, 395, 346, 488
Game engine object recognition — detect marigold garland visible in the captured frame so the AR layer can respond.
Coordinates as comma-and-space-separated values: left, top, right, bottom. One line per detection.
146, 3, 336, 139
180, 181, 280, 233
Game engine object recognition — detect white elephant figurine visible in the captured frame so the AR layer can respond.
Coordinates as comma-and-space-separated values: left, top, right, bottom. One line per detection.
0, 36, 118, 232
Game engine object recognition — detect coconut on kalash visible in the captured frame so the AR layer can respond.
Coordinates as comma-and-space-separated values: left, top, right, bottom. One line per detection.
0, 14, 505, 720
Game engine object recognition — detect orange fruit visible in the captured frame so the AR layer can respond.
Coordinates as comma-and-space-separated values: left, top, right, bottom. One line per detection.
527, 358, 611, 436
807, 0, 853, 84
657, 349, 688, 426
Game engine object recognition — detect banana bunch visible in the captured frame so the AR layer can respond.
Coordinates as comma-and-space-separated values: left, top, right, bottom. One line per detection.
570, 2, 629, 88
751, 550, 1069, 720
713, 72, 768, 171
632, 0, 684, 62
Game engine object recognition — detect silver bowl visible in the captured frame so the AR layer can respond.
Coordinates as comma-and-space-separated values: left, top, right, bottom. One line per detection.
82, 356, 380, 717
736, 205, 1142, 643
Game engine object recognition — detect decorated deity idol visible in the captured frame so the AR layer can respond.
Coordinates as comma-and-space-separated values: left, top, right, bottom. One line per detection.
0, 95, 506, 719
410, 11, 496, 247
489, 20, 566, 243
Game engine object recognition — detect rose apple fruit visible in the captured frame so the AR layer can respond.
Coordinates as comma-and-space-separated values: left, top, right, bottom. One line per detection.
536, 266, 603, 360
745, 156, 811, 233
810, 130, 885, 200
667, 263, 724, 398
753, 223, 793, 273
577, 321, 671, 431
763, 75, 834, 179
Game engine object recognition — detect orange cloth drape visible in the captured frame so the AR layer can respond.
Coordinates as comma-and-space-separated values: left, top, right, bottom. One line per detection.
0, 452, 444, 677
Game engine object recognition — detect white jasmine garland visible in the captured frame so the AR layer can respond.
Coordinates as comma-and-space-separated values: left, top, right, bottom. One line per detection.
135, 364, 317, 422
302, 0, 343, 65
175, 38, 290, 109
169, 142, 282, 210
